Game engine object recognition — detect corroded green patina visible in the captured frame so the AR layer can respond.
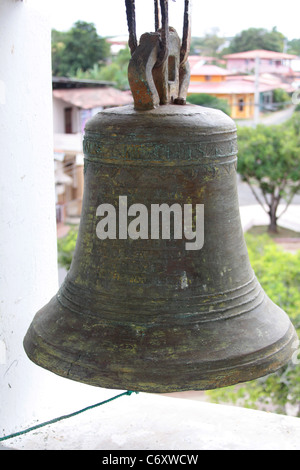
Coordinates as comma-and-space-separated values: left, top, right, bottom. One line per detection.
23, 104, 297, 392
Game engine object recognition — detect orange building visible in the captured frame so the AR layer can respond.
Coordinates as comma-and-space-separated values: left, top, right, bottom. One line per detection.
189, 63, 231, 82
187, 57, 296, 120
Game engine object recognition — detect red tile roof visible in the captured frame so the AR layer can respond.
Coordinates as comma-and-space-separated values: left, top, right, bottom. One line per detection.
53, 87, 133, 109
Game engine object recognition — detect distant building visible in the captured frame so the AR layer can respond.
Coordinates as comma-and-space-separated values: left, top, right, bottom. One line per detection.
188, 52, 297, 120
53, 77, 133, 221
223, 49, 298, 78
189, 63, 231, 83
106, 36, 128, 55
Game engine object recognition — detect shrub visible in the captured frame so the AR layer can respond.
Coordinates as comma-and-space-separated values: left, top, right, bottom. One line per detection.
207, 233, 300, 416
57, 227, 78, 271
187, 93, 231, 116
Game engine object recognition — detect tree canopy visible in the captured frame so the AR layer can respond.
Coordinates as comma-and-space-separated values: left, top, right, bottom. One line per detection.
190, 27, 290, 59
52, 21, 110, 77
190, 31, 227, 57
237, 118, 300, 233
287, 38, 300, 56
75, 45, 131, 90
227, 27, 286, 53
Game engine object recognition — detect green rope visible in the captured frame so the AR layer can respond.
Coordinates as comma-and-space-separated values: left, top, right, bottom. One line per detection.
0, 390, 138, 443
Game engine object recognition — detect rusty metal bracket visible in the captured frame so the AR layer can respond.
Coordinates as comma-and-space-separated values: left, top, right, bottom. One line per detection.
126, 0, 191, 111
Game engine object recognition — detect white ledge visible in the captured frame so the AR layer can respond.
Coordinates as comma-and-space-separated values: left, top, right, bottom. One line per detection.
4, 392, 300, 450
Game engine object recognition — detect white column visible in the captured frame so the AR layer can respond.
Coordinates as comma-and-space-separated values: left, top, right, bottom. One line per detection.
0, 2, 117, 440
254, 56, 260, 126
0, 0, 59, 434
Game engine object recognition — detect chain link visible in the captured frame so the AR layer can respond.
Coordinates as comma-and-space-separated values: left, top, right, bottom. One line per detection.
125, 0, 191, 64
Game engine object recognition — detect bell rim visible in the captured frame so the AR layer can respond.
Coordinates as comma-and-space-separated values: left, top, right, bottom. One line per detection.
23, 295, 298, 393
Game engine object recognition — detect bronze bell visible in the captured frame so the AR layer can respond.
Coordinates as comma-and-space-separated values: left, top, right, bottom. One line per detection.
24, 2, 297, 393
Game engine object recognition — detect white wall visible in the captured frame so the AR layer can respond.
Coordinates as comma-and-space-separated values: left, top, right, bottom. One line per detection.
0, 0, 59, 433
52, 97, 66, 134
0, 1, 118, 439
53, 98, 82, 134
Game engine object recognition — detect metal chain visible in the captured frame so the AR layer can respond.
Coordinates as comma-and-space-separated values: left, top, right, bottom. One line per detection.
154, 0, 161, 31
125, 0, 191, 64
155, 0, 169, 67
125, 0, 138, 55
180, 0, 191, 65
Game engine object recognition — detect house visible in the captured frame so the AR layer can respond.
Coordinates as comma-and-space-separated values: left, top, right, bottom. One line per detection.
187, 53, 297, 120
223, 49, 298, 78
52, 77, 133, 221
188, 55, 227, 69
189, 63, 231, 82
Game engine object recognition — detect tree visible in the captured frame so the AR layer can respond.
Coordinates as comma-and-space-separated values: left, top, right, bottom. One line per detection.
187, 93, 231, 116
75, 45, 131, 90
288, 38, 300, 56
227, 27, 286, 53
207, 233, 300, 417
237, 123, 300, 233
52, 21, 110, 77
190, 31, 227, 57
272, 88, 291, 110
51, 29, 68, 76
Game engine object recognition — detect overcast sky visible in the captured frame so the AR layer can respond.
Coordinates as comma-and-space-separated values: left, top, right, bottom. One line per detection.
44, 0, 300, 41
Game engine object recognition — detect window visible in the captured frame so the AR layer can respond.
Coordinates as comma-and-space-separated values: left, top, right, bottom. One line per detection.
64, 107, 72, 134
168, 55, 176, 82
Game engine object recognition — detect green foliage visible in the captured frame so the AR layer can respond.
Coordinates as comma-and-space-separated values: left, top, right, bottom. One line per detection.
287, 38, 300, 56
190, 31, 227, 57
288, 109, 300, 134
207, 234, 300, 416
52, 21, 110, 77
272, 88, 290, 103
227, 27, 286, 53
272, 88, 291, 109
238, 124, 300, 185
75, 46, 131, 90
187, 93, 231, 116
245, 234, 300, 322
57, 227, 78, 270
237, 122, 300, 231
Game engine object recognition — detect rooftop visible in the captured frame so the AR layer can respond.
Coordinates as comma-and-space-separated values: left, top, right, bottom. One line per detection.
52, 76, 116, 89
190, 63, 231, 76
223, 49, 299, 60
53, 87, 133, 109
226, 73, 296, 93
188, 78, 281, 95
